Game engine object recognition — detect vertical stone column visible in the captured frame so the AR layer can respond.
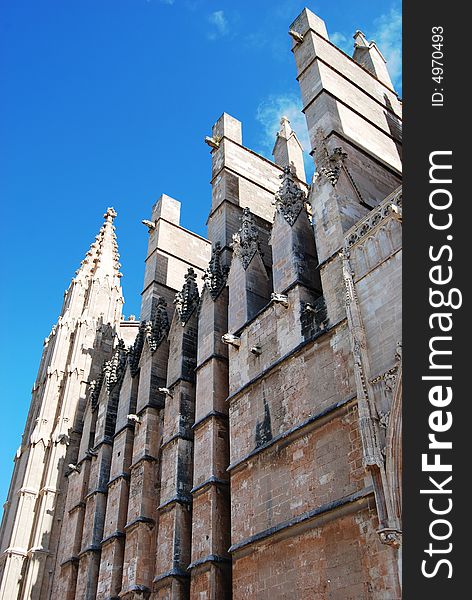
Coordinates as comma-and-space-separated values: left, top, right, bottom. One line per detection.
153, 269, 199, 599
189, 243, 231, 600
271, 165, 320, 295
74, 342, 127, 600
227, 208, 271, 334
53, 372, 101, 600
96, 364, 137, 600
96, 301, 168, 600
288, 8, 403, 325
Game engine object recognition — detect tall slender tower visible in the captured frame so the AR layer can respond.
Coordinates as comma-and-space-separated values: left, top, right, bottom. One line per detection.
0, 208, 125, 600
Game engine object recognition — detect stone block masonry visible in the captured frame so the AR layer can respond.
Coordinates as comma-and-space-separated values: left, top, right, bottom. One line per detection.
0, 7, 402, 599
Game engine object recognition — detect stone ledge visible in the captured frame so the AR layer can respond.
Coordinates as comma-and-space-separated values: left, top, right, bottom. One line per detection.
68, 500, 86, 514
59, 555, 79, 567
192, 410, 229, 431
78, 545, 101, 558
107, 472, 130, 487
124, 516, 155, 532
227, 319, 344, 405
112, 422, 135, 440
120, 584, 151, 595
101, 531, 125, 547
229, 486, 374, 556
135, 400, 165, 415
228, 393, 356, 472
153, 566, 190, 584
157, 493, 192, 513
160, 432, 193, 452
84, 487, 108, 500
187, 554, 231, 571
195, 352, 228, 374
129, 453, 157, 470
191, 476, 229, 496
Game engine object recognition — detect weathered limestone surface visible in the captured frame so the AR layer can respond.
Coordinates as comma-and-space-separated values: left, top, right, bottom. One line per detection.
1, 7, 402, 600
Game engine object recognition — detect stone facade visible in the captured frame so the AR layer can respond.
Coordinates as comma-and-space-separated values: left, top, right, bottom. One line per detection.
0, 8, 402, 599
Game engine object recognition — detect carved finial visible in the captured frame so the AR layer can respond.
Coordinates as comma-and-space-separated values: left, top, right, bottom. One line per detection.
203, 242, 229, 300
129, 321, 146, 376
104, 207, 117, 222
232, 208, 261, 270
277, 116, 292, 138
89, 371, 104, 407
353, 30, 369, 47
146, 297, 170, 350
103, 339, 127, 392
174, 268, 200, 325
313, 128, 347, 186
274, 164, 307, 226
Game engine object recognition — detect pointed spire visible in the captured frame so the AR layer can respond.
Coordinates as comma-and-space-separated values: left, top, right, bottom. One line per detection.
74, 207, 122, 282
352, 30, 393, 89
272, 117, 306, 182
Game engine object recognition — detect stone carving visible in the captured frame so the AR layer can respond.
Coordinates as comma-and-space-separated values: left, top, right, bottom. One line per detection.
313, 128, 347, 186
341, 250, 384, 468
346, 188, 402, 248
203, 242, 229, 300
274, 165, 307, 226
104, 339, 128, 392
370, 342, 402, 398
142, 219, 156, 232
128, 299, 170, 375
222, 333, 241, 348
271, 292, 289, 307
378, 411, 390, 429
89, 372, 104, 407
104, 207, 117, 221
320, 147, 347, 185
129, 321, 146, 377
174, 268, 200, 325
378, 528, 402, 548
232, 208, 261, 270
146, 297, 170, 351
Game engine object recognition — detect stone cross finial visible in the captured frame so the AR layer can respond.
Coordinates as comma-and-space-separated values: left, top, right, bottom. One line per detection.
274, 164, 307, 225
203, 242, 229, 300
174, 267, 200, 325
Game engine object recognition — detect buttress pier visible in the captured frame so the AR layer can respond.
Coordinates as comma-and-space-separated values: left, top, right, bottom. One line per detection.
0, 8, 402, 600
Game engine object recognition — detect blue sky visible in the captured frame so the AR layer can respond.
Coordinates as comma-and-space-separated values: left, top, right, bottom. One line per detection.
0, 0, 401, 505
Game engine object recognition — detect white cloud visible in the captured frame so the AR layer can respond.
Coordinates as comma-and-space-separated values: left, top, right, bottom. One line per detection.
208, 10, 229, 40
329, 8, 402, 92
370, 7, 402, 90
255, 93, 314, 178
330, 31, 352, 55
